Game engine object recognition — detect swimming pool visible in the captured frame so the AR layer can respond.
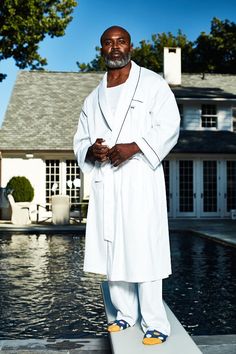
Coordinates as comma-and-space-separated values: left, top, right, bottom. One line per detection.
0, 231, 235, 339
165, 231, 236, 335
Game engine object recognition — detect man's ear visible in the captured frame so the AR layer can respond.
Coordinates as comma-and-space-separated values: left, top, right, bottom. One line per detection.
130, 43, 133, 52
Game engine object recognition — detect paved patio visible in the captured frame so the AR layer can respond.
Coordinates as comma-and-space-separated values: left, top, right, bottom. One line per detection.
168, 218, 236, 247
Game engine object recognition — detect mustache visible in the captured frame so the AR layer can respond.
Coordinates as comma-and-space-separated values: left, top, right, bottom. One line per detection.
107, 50, 123, 58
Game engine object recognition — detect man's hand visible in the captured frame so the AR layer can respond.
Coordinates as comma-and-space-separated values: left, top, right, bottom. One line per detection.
108, 143, 141, 167
86, 138, 109, 163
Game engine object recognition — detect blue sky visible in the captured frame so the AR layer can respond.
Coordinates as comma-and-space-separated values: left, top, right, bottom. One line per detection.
1, 0, 236, 125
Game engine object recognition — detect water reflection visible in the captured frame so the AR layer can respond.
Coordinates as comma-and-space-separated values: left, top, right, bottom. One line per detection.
0, 231, 235, 339
0, 234, 106, 339
164, 231, 236, 335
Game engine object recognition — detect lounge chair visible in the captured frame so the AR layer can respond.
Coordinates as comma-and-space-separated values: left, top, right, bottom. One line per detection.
8, 194, 32, 225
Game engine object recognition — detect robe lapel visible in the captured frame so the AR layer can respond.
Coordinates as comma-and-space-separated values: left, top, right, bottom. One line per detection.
98, 73, 113, 131
113, 61, 141, 144
98, 61, 141, 145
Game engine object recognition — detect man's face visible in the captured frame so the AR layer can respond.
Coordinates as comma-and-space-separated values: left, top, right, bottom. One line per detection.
101, 28, 132, 69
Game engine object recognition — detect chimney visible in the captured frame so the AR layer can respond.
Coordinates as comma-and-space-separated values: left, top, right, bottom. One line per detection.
163, 47, 181, 86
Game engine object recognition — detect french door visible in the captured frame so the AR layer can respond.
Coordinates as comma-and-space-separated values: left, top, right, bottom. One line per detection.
226, 161, 236, 213
200, 160, 219, 217
163, 159, 231, 218
45, 160, 81, 209
176, 160, 196, 217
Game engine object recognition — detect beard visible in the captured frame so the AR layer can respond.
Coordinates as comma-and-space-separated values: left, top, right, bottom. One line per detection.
104, 52, 131, 69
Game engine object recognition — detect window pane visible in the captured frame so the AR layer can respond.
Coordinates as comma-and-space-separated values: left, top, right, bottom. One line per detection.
203, 161, 217, 212
201, 116, 217, 128
201, 104, 217, 128
45, 160, 60, 209
179, 160, 194, 212
202, 104, 216, 115
66, 160, 81, 209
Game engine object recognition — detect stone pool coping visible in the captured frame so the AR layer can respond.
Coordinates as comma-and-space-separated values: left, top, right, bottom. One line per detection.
0, 335, 236, 353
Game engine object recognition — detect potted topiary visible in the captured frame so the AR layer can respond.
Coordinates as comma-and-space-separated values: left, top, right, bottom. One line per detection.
6, 176, 34, 202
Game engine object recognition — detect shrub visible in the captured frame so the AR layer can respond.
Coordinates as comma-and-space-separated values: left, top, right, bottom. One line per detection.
6, 176, 34, 202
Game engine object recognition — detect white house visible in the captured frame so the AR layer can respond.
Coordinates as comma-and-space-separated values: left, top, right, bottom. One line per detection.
0, 50, 236, 219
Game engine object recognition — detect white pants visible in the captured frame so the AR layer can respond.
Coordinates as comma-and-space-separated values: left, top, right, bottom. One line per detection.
108, 280, 170, 335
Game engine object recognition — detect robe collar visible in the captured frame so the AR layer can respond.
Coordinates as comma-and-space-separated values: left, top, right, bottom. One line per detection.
98, 61, 141, 143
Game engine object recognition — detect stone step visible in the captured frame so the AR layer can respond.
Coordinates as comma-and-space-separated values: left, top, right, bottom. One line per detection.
101, 281, 202, 354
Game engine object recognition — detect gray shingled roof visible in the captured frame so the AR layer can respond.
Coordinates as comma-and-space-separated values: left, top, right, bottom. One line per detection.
174, 130, 236, 154
173, 73, 236, 99
0, 71, 103, 151
0, 70, 236, 151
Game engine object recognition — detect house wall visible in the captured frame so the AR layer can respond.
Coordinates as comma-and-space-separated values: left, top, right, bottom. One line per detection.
180, 101, 233, 131
217, 104, 232, 130
1, 152, 235, 220
181, 102, 200, 130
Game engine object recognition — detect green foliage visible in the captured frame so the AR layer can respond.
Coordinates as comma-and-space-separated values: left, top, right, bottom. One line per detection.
6, 176, 34, 202
131, 30, 193, 73
78, 17, 236, 74
131, 40, 160, 72
193, 17, 236, 74
77, 46, 106, 72
0, 0, 77, 81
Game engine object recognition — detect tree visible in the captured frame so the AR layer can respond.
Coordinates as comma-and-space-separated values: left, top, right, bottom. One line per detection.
193, 17, 236, 74
77, 46, 106, 72
77, 18, 236, 74
0, 0, 77, 81
146, 30, 193, 72
131, 39, 160, 72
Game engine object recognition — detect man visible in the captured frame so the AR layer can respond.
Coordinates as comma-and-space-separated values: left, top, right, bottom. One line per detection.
74, 25, 180, 345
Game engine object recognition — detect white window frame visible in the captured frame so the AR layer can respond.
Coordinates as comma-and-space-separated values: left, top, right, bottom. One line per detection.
45, 159, 81, 209
201, 104, 218, 129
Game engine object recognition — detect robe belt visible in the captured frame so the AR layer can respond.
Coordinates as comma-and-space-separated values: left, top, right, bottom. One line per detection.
102, 163, 115, 242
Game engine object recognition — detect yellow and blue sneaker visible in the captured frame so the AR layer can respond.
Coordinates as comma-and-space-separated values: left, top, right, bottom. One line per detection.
108, 319, 130, 332
142, 329, 168, 345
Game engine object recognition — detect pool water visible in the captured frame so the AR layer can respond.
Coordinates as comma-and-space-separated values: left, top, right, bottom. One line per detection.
165, 231, 236, 335
0, 231, 235, 339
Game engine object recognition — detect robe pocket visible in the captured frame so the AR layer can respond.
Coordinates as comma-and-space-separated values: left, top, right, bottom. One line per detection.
92, 179, 103, 184
130, 99, 144, 110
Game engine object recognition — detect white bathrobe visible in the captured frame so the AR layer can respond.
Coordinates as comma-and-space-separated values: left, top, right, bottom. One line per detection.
74, 61, 180, 282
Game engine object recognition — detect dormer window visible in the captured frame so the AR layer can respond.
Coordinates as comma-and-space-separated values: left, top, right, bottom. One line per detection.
201, 104, 217, 128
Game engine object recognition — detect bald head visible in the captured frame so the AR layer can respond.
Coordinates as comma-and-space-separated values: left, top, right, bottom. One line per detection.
100, 26, 131, 45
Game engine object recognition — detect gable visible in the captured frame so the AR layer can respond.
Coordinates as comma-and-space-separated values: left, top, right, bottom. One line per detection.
0, 71, 103, 151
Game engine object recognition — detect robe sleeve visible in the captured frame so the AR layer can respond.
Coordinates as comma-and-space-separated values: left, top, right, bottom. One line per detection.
73, 103, 94, 174
135, 78, 180, 170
